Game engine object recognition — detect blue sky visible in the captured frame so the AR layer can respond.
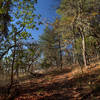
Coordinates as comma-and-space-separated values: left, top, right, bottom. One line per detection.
32, 0, 60, 41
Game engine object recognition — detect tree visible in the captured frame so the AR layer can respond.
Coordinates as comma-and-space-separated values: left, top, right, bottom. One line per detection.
0, 0, 40, 60
0, 0, 41, 92
39, 26, 60, 68
0, 0, 11, 37
56, 0, 100, 67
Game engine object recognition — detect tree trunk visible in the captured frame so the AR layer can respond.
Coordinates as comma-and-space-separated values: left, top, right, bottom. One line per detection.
16, 65, 19, 79
11, 44, 16, 85
72, 39, 76, 64
11, 33, 16, 86
58, 35, 63, 69
72, 23, 77, 64
11, 51, 15, 84
82, 33, 87, 67
8, 44, 16, 95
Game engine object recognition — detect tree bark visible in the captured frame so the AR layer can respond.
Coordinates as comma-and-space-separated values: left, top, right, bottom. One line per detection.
11, 39, 16, 85
58, 35, 63, 69
82, 33, 87, 67
0, 45, 15, 60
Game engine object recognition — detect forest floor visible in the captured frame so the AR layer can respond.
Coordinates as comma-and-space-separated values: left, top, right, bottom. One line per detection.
1, 62, 100, 100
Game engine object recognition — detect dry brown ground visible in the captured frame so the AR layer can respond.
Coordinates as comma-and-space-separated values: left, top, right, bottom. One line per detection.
1, 63, 100, 100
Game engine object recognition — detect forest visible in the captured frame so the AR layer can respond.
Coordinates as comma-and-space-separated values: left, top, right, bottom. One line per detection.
0, 0, 100, 100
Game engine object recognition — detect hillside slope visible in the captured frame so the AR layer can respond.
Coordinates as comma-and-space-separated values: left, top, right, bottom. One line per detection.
1, 63, 100, 100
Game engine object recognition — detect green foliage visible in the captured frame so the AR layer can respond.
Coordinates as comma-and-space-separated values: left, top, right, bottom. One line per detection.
0, 0, 41, 62
56, 0, 100, 66
39, 26, 60, 67
40, 59, 51, 69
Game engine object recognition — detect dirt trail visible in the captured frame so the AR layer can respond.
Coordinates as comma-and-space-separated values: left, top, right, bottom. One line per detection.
1, 65, 100, 100
12, 68, 82, 100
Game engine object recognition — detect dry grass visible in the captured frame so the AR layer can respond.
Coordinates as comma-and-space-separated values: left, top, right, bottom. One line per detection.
71, 61, 100, 78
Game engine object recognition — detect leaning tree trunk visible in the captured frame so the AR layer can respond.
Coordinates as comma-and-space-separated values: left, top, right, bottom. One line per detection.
82, 33, 87, 67
7, 40, 16, 95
